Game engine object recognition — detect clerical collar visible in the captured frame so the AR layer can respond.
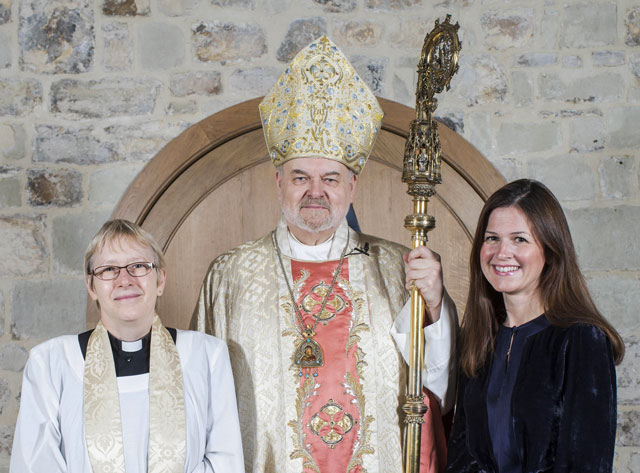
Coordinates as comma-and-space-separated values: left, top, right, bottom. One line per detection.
276, 216, 352, 261
287, 230, 334, 260
109, 330, 150, 354
108, 331, 151, 377
79, 327, 178, 377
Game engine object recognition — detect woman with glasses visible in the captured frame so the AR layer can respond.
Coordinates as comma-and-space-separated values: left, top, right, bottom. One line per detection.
11, 219, 244, 473
446, 179, 624, 473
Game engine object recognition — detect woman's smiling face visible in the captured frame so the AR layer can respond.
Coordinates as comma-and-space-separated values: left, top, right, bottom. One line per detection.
480, 206, 545, 302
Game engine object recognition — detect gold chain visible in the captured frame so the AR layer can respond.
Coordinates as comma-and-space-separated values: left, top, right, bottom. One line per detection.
271, 230, 350, 336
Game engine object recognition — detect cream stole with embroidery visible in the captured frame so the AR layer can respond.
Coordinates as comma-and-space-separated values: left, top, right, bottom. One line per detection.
84, 315, 186, 473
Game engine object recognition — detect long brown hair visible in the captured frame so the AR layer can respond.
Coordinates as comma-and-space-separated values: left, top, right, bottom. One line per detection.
460, 179, 624, 377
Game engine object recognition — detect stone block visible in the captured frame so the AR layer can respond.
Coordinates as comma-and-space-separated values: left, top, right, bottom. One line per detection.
276, 18, 327, 63
599, 156, 638, 200
170, 71, 221, 97
466, 112, 492, 158
390, 19, 434, 48
455, 54, 507, 106
0, 215, 47, 278
608, 108, 640, 149
19, 0, 94, 74
165, 100, 198, 115
157, 0, 199, 16
510, 71, 532, 107
50, 78, 161, 118
566, 206, 640, 271
622, 451, 640, 472
0, 290, 4, 337
562, 55, 583, 68
538, 72, 624, 103
569, 116, 605, 153
615, 336, 640, 404
193, 21, 266, 64
0, 166, 20, 207
103, 22, 132, 72
311, 0, 356, 13
0, 345, 27, 372
89, 165, 141, 207
391, 74, 412, 108
481, 9, 534, 50
52, 211, 111, 274
199, 97, 240, 117
0, 379, 8, 415
539, 108, 601, 119
139, 22, 185, 70
587, 275, 640, 338
34, 125, 117, 165
593, 51, 625, 67
626, 7, 640, 46
561, 3, 616, 48
490, 158, 522, 183
102, 120, 189, 162
103, 0, 149, 16
27, 168, 82, 207
514, 53, 557, 67
0, 29, 11, 69
495, 121, 560, 156
0, 425, 12, 458
350, 55, 387, 95
436, 112, 464, 135
11, 279, 87, 339
631, 53, 640, 80
538, 9, 559, 49
334, 20, 383, 47
0, 78, 42, 116
618, 410, 640, 447
528, 155, 595, 201
365, 0, 420, 9
0, 0, 10, 25
0, 124, 26, 160
211, 0, 254, 6
228, 67, 280, 96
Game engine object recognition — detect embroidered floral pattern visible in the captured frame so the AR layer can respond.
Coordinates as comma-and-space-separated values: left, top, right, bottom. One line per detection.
301, 282, 348, 322
344, 372, 374, 472
309, 399, 355, 447
289, 378, 321, 473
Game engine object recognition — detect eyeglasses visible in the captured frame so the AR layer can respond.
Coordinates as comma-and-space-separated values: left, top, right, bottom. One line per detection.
91, 262, 156, 281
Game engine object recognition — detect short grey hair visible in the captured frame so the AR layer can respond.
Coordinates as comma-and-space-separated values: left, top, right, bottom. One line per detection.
84, 219, 166, 277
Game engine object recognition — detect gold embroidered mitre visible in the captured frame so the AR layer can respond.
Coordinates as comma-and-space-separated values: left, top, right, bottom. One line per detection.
259, 36, 384, 174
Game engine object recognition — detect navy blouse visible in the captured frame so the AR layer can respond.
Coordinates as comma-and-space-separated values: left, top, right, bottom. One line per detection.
486, 315, 550, 473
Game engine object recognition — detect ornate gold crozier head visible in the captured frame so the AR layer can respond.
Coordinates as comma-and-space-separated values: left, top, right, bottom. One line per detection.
259, 36, 384, 175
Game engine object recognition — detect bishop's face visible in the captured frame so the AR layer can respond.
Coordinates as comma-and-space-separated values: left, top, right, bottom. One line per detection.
276, 157, 356, 244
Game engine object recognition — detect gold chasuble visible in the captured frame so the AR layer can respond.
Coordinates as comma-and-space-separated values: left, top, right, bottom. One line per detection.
192, 219, 444, 472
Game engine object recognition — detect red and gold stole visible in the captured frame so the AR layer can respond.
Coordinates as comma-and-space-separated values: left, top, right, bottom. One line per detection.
287, 258, 371, 473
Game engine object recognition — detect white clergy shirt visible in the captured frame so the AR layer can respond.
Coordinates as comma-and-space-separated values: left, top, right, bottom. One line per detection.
10, 330, 244, 473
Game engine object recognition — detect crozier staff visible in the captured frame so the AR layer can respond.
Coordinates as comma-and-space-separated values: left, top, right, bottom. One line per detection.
11, 219, 244, 473
191, 36, 457, 473
446, 179, 624, 473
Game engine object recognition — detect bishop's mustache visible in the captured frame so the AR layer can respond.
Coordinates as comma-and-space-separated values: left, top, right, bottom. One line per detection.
299, 198, 330, 209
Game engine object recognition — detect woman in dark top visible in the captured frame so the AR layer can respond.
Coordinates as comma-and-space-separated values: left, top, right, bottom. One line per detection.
446, 179, 624, 473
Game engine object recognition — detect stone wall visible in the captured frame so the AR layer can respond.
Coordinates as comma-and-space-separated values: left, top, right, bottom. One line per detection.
0, 0, 638, 469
